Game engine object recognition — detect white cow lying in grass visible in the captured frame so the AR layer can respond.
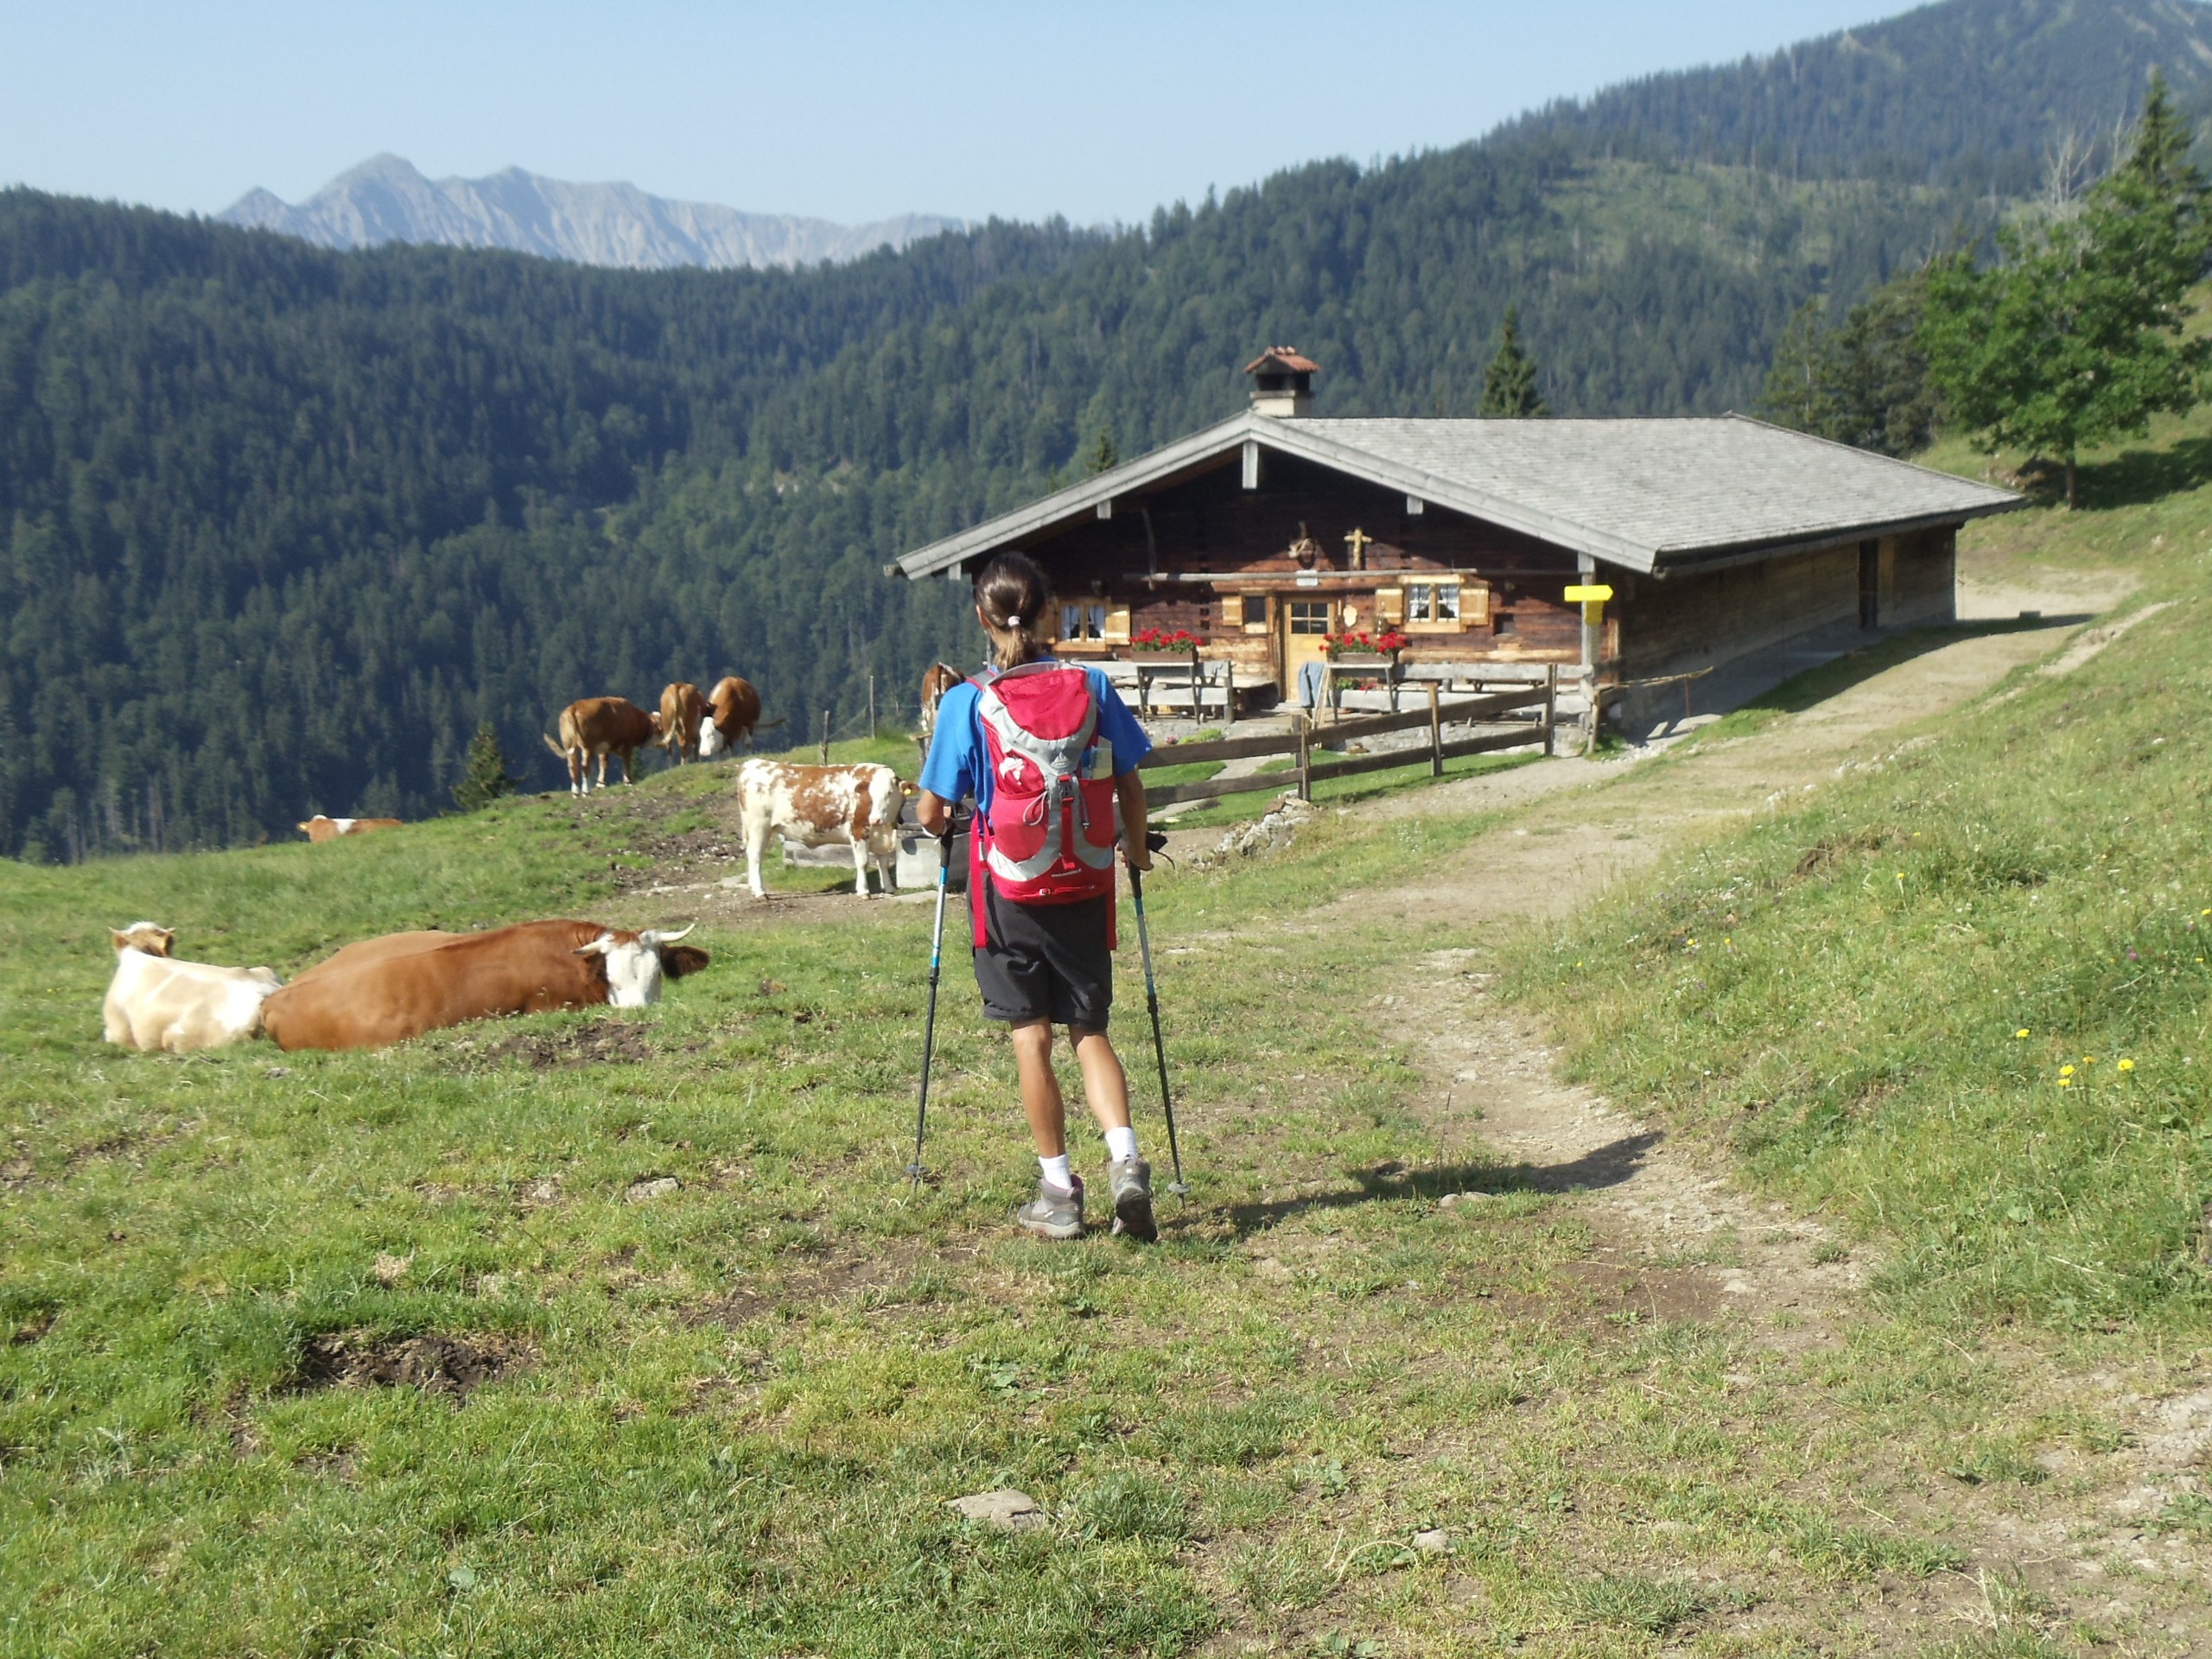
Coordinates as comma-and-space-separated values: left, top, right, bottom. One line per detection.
736, 760, 907, 899
103, 923, 282, 1053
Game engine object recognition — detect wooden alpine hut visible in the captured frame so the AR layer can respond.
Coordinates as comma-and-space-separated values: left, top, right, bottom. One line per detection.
892, 350, 2022, 725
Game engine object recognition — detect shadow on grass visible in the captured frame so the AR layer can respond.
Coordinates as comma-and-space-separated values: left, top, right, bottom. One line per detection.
1219, 1130, 1662, 1237
1714, 615, 2093, 731
2075, 435, 2212, 511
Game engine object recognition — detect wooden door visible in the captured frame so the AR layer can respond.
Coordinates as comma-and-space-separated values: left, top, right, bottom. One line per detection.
1280, 595, 1334, 703
1858, 539, 1879, 630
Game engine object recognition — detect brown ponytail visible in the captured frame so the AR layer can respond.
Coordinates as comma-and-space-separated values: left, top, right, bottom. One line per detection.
974, 552, 1054, 670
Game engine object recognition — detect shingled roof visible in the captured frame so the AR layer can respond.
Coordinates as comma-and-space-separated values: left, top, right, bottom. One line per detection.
894, 411, 2022, 580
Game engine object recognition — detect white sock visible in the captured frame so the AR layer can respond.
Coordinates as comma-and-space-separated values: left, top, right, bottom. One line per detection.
1105, 1125, 1139, 1164
1039, 1154, 1075, 1192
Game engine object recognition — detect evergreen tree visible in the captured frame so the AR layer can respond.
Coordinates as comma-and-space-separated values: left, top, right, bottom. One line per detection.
452, 723, 521, 812
1920, 73, 2211, 507
1478, 307, 1548, 417
1083, 429, 1121, 474
1759, 270, 1936, 456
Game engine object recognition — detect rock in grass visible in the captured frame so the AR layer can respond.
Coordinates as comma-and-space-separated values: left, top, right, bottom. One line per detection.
950, 1489, 1046, 1532
625, 1176, 680, 1204
1438, 1191, 1494, 1209
1413, 1528, 1452, 1554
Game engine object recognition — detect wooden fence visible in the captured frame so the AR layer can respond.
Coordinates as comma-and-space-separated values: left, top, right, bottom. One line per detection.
1138, 669, 1558, 808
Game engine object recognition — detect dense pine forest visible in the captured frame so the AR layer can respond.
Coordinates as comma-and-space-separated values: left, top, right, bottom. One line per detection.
1, 0, 2198, 859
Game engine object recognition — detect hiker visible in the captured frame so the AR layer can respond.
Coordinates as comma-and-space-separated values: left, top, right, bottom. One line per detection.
914, 550, 1159, 1242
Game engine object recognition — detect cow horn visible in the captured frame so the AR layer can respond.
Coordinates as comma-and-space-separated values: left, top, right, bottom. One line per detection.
572, 932, 616, 957
641, 923, 695, 947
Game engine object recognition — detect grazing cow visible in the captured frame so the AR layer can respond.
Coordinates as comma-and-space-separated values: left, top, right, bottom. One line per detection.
260, 920, 709, 1052
544, 697, 661, 795
737, 760, 907, 899
918, 662, 962, 741
103, 922, 281, 1053
658, 682, 709, 766
697, 676, 763, 759
297, 815, 404, 842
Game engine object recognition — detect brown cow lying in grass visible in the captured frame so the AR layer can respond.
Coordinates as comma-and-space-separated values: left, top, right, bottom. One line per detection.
297, 815, 404, 841
260, 920, 708, 1051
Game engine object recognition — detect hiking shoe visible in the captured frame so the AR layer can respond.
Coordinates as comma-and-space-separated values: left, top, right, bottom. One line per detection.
1108, 1157, 1158, 1243
1017, 1175, 1085, 1241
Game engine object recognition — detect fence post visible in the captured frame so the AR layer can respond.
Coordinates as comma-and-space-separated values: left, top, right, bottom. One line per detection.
1221, 658, 1236, 729
868, 674, 877, 740
1427, 682, 1443, 778
1295, 712, 1312, 803
819, 709, 830, 765
1543, 664, 1557, 758
1585, 678, 1603, 758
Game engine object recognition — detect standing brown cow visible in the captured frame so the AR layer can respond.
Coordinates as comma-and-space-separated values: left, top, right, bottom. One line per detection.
543, 697, 660, 795
658, 682, 709, 766
918, 662, 962, 741
698, 676, 763, 759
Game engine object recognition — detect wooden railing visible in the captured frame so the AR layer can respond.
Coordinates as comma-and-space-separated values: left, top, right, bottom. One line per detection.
1138, 669, 1558, 807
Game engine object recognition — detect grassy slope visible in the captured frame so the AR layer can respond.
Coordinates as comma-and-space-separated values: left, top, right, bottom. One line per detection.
1504, 410, 2212, 1333
5, 512, 2202, 1651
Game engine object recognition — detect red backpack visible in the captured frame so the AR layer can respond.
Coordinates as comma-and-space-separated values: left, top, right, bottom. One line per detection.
969, 662, 1119, 938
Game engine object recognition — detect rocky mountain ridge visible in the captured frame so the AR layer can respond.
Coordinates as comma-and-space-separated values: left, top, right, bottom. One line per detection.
219, 154, 962, 270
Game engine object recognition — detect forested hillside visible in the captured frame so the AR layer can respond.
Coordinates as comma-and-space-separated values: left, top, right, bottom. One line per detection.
1512, 0, 2212, 191
5, 0, 2206, 860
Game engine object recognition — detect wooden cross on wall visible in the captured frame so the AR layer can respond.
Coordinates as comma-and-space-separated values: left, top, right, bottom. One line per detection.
1344, 527, 1372, 570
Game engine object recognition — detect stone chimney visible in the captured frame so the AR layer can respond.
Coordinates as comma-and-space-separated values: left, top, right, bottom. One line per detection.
1243, 346, 1319, 417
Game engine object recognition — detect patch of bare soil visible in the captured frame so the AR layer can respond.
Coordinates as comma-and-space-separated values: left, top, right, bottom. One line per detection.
1318, 591, 2212, 1648
292, 1331, 531, 1403
470, 1019, 658, 1070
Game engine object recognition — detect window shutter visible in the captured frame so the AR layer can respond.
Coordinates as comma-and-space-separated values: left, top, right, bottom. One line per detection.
1103, 607, 1132, 645
1221, 596, 1244, 628
1375, 587, 1404, 622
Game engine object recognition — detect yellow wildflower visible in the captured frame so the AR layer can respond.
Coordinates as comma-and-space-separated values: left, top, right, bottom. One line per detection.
2059, 1065, 2075, 1077
2082, 1056, 2096, 1065
2117, 1058, 2135, 1072
2057, 1077, 2073, 1088
2015, 1028, 2031, 1039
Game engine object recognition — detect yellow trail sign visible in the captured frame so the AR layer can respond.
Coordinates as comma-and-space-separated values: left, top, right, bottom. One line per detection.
1562, 584, 1613, 603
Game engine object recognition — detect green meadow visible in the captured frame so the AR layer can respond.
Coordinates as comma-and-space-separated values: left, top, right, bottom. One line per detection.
7, 416, 2212, 1654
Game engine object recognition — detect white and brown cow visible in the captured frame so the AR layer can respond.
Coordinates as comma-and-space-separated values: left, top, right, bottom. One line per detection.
918, 662, 963, 743
545, 696, 661, 795
658, 682, 709, 766
103, 922, 282, 1053
736, 760, 907, 899
297, 815, 404, 842
259, 919, 709, 1052
697, 676, 763, 759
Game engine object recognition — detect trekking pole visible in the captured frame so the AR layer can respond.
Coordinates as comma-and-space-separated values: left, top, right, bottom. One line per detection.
1126, 830, 1189, 1198
908, 821, 957, 1190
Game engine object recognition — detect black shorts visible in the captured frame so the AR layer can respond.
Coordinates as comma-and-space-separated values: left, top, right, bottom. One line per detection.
971, 885, 1113, 1029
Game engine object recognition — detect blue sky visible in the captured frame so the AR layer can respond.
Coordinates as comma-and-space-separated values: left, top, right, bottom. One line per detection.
3, 1, 1918, 226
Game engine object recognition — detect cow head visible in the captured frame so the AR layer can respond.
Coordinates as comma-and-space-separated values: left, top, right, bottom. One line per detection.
575, 924, 708, 1007
698, 715, 726, 759
111, 922, 176, 958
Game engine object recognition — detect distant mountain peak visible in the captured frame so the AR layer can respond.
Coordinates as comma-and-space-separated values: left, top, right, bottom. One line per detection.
218, 157, 963, 270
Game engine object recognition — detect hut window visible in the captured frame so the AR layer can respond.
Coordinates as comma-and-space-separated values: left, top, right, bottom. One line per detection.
1061, 602, 1107, 641
1287, 600, 1332, 635
1406, 582, 1460, 623
1492, 611, 1516, 637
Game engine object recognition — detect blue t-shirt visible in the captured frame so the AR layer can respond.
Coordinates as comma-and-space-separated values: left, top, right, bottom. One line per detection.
919, 661, 1153, 817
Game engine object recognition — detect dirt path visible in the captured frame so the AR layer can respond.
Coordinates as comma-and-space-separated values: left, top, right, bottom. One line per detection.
1322, 595, 2212, 1649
